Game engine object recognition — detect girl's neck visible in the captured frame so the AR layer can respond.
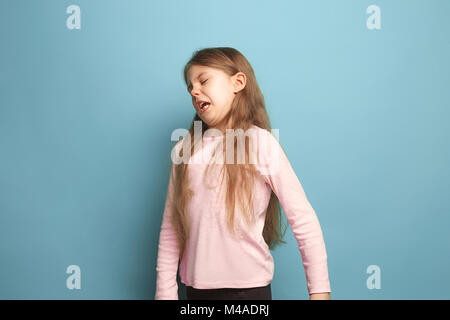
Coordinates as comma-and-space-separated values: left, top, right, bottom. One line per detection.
208, 115, 233, 135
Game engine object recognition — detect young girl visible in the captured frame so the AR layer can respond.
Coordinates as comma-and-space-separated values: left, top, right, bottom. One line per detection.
155, 47, 331, 300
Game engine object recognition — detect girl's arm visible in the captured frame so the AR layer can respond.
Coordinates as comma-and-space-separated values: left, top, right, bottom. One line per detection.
256, 128, 332, 297
154, 164, 180, 300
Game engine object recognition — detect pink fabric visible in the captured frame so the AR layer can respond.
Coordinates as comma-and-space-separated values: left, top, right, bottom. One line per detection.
155, 125, 331, 299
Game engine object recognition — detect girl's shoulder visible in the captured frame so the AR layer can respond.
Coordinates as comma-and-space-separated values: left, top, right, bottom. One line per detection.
249, 124, 280, 145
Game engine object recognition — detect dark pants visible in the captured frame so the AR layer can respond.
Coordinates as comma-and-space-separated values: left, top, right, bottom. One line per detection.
186, 283, 272, 300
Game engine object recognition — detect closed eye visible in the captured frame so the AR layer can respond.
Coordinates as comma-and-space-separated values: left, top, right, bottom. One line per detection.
187, 79, 208, 93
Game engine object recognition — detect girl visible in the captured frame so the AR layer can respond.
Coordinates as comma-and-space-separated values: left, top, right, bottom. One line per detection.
155, 47, 331, 300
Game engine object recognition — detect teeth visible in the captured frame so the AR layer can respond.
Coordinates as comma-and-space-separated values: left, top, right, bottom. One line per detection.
201, 102, 210, 110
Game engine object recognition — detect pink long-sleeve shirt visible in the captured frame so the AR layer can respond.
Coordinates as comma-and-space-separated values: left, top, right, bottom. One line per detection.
155, 125, 331, 299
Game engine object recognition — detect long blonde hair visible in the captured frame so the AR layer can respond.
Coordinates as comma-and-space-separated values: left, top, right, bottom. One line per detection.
172, 47, 287, 260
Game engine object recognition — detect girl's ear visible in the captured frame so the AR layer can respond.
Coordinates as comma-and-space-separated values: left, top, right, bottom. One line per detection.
233, 72, 246, 93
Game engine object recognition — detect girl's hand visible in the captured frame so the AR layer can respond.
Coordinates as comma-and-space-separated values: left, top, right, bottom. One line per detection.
309, 292, 331, 300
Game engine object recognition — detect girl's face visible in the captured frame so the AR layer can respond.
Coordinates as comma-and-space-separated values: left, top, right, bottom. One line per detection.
187, 65, 246, 132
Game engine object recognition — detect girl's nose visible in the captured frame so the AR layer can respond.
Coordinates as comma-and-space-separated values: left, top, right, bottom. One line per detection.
190, 85, 201, 96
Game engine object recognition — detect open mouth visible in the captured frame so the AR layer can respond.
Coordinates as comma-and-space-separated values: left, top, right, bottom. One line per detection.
199, 101, 211, 114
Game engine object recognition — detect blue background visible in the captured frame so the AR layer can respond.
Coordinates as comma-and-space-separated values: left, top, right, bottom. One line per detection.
1, 0, 449, 299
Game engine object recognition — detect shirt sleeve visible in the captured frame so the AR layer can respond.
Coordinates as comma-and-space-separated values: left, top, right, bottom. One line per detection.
154, 162, 180, 300
255, 128, 332, 294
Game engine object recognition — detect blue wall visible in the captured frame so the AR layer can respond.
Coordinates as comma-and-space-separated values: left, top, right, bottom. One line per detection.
1, 0, 449, 299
